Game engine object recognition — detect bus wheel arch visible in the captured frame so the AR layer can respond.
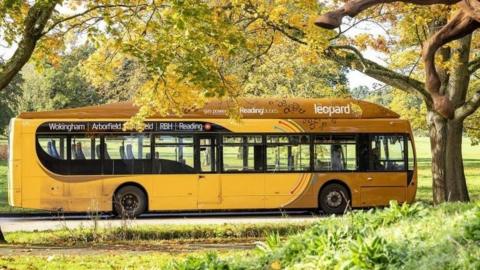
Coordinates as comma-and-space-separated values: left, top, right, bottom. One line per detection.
318, 180, 351, 215
112, 182, 149, 218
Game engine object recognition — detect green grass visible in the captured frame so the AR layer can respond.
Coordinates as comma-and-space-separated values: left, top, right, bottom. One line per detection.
0, 253, 177, 269
5, 222, 311, 246
0, 160, 11, 213
414, 137, 480, 202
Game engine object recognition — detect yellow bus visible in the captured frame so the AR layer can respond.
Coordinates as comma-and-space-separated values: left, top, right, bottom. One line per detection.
8, 98, 417, 216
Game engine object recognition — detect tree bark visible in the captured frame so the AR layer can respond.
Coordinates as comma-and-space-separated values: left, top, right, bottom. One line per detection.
428, 111, 469, 203
0, 1, 58, 91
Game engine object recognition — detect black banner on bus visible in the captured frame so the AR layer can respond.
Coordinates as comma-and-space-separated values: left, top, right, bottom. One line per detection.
36, 121, 230, 133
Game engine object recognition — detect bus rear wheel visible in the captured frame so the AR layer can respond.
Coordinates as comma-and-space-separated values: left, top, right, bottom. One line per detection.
113, 186, 147, 218
319, 183, 350, 215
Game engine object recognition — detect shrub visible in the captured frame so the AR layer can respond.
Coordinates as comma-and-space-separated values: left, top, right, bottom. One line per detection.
465, 204, 480, 242
343, 236, 403, 269
169, 253, 231, 270
375, 201, 425, 227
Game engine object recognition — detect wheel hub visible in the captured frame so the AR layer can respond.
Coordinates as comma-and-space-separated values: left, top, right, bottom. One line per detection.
121, 193, 138, 211
326, 191, 343, 208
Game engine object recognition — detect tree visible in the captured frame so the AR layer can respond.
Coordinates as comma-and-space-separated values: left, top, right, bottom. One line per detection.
243, 40, 349, 98
18, 46, 103, 113
1, 1, 333, 119
0, 0, 57, 91
316, 0, 480, 203
0, 68, 22, 135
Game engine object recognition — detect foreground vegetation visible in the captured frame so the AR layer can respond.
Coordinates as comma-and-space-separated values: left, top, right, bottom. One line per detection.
1, 202, 479, 269
5, 223, 311, 246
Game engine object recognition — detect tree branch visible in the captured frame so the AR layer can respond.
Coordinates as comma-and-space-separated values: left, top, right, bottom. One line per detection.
455, 90, 480, 120
326, 45, 432, 104
0, 0, 58, 91
41, 3, 150, 36
467, 57, 480, 74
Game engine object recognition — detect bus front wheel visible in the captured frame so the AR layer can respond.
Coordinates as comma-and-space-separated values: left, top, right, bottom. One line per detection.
113, 186, 147, 218
319, 183, 350, 215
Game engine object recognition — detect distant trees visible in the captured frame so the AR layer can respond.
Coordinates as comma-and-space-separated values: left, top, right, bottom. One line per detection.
18, 46, 102, 113
0, 69, 21, 134
243, 41, 349, 98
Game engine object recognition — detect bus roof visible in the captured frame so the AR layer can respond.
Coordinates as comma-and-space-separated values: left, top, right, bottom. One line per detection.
18, 98, 400, 119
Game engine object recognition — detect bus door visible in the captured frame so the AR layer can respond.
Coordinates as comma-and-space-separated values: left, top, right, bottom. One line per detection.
357, 134, 407, 206
196, 135, 221, 208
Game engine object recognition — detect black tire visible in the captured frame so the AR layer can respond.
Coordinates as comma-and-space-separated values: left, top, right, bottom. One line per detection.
319, 183, 350, 215
113, 185, 147, 218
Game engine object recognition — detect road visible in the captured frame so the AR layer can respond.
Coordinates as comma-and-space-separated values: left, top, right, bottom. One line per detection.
0, 211, 321, 232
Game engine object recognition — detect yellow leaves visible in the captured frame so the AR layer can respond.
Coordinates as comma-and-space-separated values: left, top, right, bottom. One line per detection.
285, 67, 295, 79
354, 34, 371, 51
288, 14, 303, 28
125, 72, 208, 131
390, 49, 421, 75
80, 43, 126, 88
31, 34, 65, 67
303, 15, 334, 52
388, 89, 427, 130
352, 34, 389, 53
269, 5, 288, 23
52, 0, 347, 128
270, 260, 281, 270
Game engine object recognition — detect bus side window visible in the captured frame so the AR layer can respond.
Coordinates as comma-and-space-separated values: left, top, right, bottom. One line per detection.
222, 135, 264, 172
313, 135, 356, 171
369, 135, 405, 171
70, 136, 100, 160
37, 136, 67, 160
154, 135, 195, 173
265, 135, 309, 172
199, 137, 217, 173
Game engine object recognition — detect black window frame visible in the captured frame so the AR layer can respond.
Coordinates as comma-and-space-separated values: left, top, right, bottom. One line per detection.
365, 133, 409, 172
220, 134, 265, 173
35, 131, 412, 176
264, 134, 311, 173
312, 134, 358, 172
195, 134, 220, 174
153, 133, 197, 174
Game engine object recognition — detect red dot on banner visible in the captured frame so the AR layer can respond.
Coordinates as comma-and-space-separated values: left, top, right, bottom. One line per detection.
204, 123, 212, 130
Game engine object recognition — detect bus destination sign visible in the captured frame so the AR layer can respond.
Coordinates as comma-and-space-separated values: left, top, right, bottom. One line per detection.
37, 121, 227, 133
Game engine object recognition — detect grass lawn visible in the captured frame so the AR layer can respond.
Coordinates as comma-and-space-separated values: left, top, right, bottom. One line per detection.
0, 160, 13, 213
414, 137, 480, 202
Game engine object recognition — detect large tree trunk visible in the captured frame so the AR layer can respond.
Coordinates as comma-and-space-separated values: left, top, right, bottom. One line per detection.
428, 111, 469, 204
